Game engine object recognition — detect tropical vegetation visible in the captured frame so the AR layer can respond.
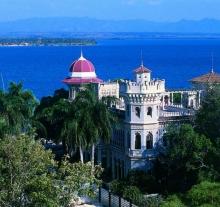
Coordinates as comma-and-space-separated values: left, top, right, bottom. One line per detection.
0, 134, 102, 207
1, 81, 220, 206
0, 83, 113, 206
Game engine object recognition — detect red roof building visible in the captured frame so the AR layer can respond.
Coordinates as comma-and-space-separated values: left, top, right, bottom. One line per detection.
190, 70, 220, 84
134, 65, 152, 74
134, 63, 152, 83
63, 52, 102, 85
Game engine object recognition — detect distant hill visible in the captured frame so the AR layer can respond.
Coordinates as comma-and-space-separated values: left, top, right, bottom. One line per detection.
1, 17, 220, 36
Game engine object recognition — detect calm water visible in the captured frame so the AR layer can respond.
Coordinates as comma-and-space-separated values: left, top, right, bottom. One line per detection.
0, 38, 220, 99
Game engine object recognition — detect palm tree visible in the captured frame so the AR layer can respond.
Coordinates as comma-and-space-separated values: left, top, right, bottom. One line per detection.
34, 88, 69, 142
72, 85, 117, 167
62, 119, 86, 163
59, 84, 117, 165
0, 82, 37, 136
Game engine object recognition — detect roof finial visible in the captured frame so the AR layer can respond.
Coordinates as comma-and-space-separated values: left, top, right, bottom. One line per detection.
80, 46, 83, 58
141, 49, 144, 67
211, 52, 214, 73
79, 46, 86, 60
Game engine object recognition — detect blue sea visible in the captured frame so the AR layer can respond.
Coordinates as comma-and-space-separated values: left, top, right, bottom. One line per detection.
0, 38, 220, 99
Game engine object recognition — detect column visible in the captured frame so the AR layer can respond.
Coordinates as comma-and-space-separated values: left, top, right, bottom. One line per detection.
188, 93, 190, 108
180, 93, 183, 108
171, 93, 173, 105
198, 91, 201, 108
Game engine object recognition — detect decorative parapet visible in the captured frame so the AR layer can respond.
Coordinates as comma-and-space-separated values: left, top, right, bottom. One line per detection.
121, 93, 161, 104
120, 79, 165, 94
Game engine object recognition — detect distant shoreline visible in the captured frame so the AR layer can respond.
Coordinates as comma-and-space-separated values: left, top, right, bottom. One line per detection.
0, 44, 96, 47
0, 38, 97, 47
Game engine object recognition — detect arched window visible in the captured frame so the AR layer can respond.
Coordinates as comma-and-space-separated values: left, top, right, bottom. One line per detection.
146, 132, 153, 149
135, 107, 141, 118
147, 107, 152, 117
135, 133, 141, 149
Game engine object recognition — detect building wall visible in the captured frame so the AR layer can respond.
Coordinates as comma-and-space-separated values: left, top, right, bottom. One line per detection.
97, 82, 120, 99
97, 72, 201, 179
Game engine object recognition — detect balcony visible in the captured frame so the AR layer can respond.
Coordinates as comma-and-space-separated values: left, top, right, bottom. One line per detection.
127, 149, 156, 159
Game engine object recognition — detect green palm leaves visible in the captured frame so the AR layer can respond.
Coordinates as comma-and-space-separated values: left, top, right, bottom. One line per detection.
62, 85, 117, 164
0, 82, 37, 137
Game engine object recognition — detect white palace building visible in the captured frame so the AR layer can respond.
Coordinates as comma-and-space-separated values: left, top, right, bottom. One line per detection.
63, 52, 220, 179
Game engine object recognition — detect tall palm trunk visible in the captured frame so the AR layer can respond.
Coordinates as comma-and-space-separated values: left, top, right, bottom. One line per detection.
91, 144, 95, 168
79, 146, 84, 163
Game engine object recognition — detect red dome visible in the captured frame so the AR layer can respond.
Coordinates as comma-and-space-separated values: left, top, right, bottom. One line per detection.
69, 55, 95, 73
63, 52, 103, 85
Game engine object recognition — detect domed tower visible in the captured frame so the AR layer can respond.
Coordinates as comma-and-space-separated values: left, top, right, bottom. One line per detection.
63, 51, 102, 99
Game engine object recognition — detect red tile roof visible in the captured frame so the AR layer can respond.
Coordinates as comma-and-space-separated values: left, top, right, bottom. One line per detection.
190, 71, 220, 83
134, 65, 151, 74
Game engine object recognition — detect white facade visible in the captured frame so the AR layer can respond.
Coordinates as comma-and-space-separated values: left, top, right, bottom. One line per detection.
97, 82, 120, 99
97, 64, 202, 179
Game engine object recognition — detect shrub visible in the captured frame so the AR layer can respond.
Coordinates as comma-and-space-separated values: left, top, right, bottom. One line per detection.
123, 186, 142, 204
139, 195, 163, 207
161, 195, 185, 207
186, 181, 220, 206
109, 180, 125, 196
127, 170, 158, 193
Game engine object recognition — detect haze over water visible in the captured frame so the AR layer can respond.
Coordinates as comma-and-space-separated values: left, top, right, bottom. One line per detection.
0, 38, 220, 99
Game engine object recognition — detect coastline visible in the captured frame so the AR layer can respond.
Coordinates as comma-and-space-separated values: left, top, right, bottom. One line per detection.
0, 44, 96, 47
0, 38, 97, 47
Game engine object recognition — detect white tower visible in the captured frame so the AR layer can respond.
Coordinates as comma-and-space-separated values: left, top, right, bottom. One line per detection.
120, 63, 165, 173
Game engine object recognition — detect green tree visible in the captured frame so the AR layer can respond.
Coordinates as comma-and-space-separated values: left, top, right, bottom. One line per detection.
0, 82, 37, 136
0, 134, 102, 207
62, 85, 116, 166
195, 86, 220, 144
83, 89, 115, 167
34, 88, 69, 141
195, 86, 220, 179
58, 159, 103, 205
154, 124, 212, 193
186, 181, 220, 207
0, 134, 59, 207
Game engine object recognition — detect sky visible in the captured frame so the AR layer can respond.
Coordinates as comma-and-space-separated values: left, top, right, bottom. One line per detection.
0, 0, 220, 22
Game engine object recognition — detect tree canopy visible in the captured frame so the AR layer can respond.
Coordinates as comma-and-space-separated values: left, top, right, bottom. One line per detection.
0, 134, 102, 207
154, 124, 212, 193
0, 82, 37, 136
195, 86, 220, 144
